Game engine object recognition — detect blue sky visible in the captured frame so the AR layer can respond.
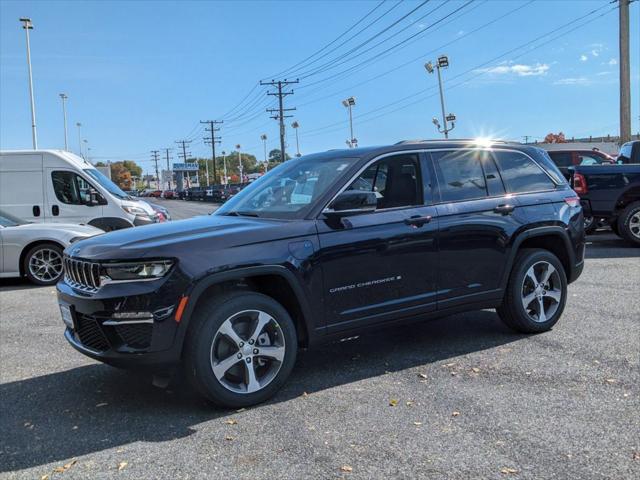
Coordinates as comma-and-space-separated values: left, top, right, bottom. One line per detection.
1, 0, 638, 172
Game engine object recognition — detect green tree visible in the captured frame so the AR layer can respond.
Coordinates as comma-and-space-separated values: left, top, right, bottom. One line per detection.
268, 148, 291, 162
122, 160, 142, 178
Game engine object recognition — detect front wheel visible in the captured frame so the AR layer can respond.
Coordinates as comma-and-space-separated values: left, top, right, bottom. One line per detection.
184, 292, 297, 408
617, 201, 640, 246
23, 243, 64, 286
497, 249, 567, 333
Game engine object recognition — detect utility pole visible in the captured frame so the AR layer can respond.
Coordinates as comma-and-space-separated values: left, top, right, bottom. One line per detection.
59, 93, 68, 150
201, 120, 223, 185
522, 135, 531, 144
164, 148, 172, 190
425, 56, 455, 139
175, 139, 193, 188
151, 150, 160, 190
261, 79, 299, 161
20, 18, 37, 149
619, 0, 631, 144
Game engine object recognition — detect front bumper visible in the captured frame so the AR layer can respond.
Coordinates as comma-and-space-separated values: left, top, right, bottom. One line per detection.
133, 214, 158, 226
57, 272, 190, 370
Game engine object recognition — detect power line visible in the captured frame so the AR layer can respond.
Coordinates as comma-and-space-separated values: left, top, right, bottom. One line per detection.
175, 139, 192, 161
261, 79, 299, 161
201, 120, 223, 185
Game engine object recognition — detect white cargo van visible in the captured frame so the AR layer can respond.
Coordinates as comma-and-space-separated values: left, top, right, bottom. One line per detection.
0, 150, 157, 230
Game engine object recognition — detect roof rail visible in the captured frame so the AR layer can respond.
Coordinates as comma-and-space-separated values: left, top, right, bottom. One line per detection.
394, 138, 520, 145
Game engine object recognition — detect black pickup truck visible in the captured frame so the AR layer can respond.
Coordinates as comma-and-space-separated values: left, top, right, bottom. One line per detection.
571, 164, 640, 244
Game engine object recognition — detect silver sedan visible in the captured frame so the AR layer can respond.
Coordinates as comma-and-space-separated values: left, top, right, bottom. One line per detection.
0, 210, 102, 285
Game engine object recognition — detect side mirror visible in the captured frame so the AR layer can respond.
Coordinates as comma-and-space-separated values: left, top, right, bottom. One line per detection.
85, 189, 100, 206
324, 190, 377, 218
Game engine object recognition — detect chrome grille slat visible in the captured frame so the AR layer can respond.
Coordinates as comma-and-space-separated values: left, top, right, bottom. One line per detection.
63, 256, 101, 293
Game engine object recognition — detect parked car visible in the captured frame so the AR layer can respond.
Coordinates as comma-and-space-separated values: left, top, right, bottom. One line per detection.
58, 140, 584, 407
546, 148, 616, 180
571, 163, 640, 243
0, 150, 157, 231
161, 190, 176, 199
616, 140, 640, 164
188, 187, 206, 201
145, 202, 171, 222
0, 210, 102, 285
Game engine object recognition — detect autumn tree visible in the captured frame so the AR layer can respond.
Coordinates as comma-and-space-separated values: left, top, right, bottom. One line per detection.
543, 132, 567, 144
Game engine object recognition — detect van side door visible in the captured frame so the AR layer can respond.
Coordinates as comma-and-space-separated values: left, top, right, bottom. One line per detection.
45, 169, 104, 224
0, 153, 45, 223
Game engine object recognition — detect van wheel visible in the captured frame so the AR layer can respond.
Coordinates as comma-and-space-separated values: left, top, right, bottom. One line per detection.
23, 243, 64, 286
497, 249, 567, 333
184, 291, 297, 408
617, 201, 640, 246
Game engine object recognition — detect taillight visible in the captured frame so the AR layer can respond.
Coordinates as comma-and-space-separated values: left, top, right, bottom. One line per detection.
572, 173, 588, 195
564, 196, 580, 207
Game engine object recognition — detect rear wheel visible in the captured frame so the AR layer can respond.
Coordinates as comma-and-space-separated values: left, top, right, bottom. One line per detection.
497, 249, 567, 333
583, 215, 597, 234
617, 201, 640, 246
23, 243, 64, 286
184, 291, 297, 408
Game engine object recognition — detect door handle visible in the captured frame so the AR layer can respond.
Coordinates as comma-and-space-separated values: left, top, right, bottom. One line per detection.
404, 215, 432, 227
52, 205, 59, 216
32, 205, 40, 217
494, 204, 515, 215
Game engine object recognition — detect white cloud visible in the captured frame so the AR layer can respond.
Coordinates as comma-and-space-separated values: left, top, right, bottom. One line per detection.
580, 54, 588, 62
591, 49, 600, 57
554, 77, 591, 86
608, 58, 618, 65
477, 63, 550, 77
596, 71, 613, 76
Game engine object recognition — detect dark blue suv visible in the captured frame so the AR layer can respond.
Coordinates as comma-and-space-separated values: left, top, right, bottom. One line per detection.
57, 140, 585, 407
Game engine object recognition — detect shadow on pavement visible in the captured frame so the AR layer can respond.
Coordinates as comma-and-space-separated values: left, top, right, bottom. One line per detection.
0, 310, 520, 472
0, 277, 46, 292
585, 231, 639, 259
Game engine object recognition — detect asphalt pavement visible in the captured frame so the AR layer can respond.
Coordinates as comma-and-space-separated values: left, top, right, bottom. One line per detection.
0, 201, 638, 479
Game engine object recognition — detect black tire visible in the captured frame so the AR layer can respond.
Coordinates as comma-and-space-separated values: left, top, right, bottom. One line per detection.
23, 242, 64, 286
583, 215, 597, 234
616, 201, 640, 246
497, 249, 567, 334
184, 291, 297, 408
610, 219, 620, 237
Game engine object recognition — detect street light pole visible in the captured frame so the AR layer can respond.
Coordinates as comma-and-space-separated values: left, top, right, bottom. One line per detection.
291, 121, 301, 157
76, 122, 82, 157
59, 93, 68, 150
342, 97, 357, 148
260, 134, 268, 172
222, 151, 228, 185
425, 56, 455, 139
236, 144, 243, 183
20, 18, 37, 149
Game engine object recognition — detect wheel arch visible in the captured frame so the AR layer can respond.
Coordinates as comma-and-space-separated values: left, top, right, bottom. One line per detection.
87, 217, 134, 232
19, 239, 65, 276
614, 186, 640, 212
180, 266, 315, 350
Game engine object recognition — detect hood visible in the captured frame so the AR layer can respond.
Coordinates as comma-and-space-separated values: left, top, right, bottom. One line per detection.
68, 214, 309, 260
122, 198, 155, 216
17, 222, 102, 236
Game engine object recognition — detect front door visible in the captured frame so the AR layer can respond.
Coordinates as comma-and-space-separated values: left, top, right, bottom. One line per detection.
429, 149, 527, 309
317, 152, 439, 333
45, 169, 104, 224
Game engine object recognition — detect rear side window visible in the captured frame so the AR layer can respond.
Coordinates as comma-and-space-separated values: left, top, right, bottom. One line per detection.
548, 151, 573, 167
492, 151, 556, 193
431, 150, 488, 202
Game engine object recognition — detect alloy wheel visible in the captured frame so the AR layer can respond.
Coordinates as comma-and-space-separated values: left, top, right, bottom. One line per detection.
210, 309, 286, 394
28, 248, 63, 282
628, 211, 640, 239
521, 261, 562, 323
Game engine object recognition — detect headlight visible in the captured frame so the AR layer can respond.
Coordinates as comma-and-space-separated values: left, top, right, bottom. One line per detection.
103, 260, 173, 282
122, 205, 148, 216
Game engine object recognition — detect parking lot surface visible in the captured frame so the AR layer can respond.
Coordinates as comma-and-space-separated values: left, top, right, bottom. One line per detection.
1, 202, 638, 479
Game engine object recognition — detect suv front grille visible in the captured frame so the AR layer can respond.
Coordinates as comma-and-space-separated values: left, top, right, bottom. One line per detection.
64, 256, 101, 292
75, 314, 110, 352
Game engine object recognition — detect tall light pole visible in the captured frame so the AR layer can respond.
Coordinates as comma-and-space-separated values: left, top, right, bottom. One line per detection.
221, 150, 228, 185
20, 18, 37, 149
83, 139, 89, 162
59, 93, 68, 150
236, 144, 243, 183
76, 122, 82, 157
619, 0, 631, 144
342, 97, 357, 148
291, 121, 301, 157
425, 55, 455, 139
260, 134, 268, 172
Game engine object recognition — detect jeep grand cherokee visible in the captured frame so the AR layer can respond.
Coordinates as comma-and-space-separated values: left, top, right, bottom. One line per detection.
57, 140, 585, 407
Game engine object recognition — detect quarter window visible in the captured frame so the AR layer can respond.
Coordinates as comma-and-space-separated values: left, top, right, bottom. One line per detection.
51, 171, 94, 205
431, 150, 488, 202
548, 151, 573, 167
492, 151, 555, 193
347, 154, 421, 209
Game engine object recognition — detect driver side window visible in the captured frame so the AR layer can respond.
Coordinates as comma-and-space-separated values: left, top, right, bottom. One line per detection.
51, 171, 98, 205
347, 154, 421, 209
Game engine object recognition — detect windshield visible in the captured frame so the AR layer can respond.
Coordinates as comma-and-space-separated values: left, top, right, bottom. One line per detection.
216, 153, 356, 219
0, 210, 27, 227
84, 168, 131, 200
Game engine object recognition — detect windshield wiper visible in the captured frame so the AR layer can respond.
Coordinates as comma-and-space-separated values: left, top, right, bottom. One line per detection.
225, 211, 260, 217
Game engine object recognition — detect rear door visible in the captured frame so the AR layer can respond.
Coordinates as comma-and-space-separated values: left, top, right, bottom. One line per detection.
430, 149, 527, 309
45, 169, 104, 224
317, 152, 439, 333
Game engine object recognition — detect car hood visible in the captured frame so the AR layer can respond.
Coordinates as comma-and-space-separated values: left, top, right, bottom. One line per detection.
15, 222, 102, 236
68, 214, 314, 260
